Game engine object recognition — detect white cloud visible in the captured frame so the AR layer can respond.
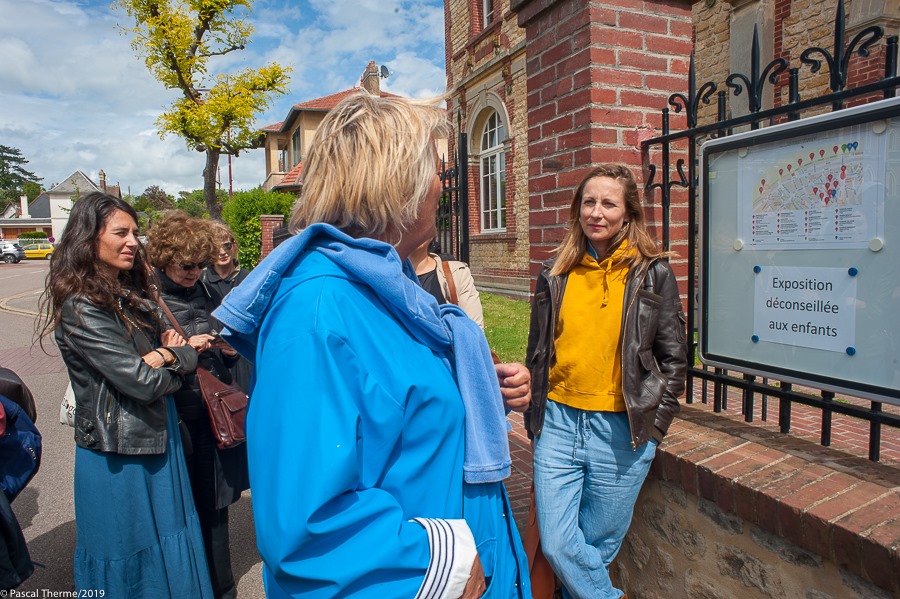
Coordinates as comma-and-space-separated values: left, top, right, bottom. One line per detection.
0, 0, 446, 198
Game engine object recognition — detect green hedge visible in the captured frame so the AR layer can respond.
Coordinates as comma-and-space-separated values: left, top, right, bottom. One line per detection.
220, 188, 296, 269
19, 231, 48, 240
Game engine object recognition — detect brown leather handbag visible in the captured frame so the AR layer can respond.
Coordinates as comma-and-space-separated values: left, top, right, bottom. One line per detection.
195, 366, 248, 449
157, 297, 248, 450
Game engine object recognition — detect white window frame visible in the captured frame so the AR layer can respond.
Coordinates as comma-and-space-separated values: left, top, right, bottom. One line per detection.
480, 111, 506, 232
483, 0, 495, 28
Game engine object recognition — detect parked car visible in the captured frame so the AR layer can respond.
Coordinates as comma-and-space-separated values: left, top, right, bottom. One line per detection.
1, 241, 25, 264
22, 243, 54, 260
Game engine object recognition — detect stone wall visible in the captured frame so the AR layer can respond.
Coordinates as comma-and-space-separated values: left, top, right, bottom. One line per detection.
692, 0, 896, 126
446, 0, 531, 297
612, 405, 900, 598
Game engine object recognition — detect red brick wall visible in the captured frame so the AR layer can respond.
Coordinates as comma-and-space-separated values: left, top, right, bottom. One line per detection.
513, 0, 693, 291
260, 214, 284, 259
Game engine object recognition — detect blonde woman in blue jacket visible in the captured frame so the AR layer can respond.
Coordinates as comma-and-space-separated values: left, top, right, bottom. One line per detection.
214, 93, 532, 598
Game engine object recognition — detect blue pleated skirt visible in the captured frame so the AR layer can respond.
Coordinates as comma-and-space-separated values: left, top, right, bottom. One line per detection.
73, 396, 214, 598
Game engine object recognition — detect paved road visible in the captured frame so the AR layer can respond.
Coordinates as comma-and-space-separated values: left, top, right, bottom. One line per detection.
0, 260, 265, 597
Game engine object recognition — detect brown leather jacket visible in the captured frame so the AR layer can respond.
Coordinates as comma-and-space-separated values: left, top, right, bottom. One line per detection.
524, 257, 688, 448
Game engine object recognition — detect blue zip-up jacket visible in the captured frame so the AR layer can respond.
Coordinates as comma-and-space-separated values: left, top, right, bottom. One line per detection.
213, 225, 530, 598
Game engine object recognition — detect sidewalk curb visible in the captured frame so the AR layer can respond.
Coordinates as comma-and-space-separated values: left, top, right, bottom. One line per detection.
0, 289, 42, 317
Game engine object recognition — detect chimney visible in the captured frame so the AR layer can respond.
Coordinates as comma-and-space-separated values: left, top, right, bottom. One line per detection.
361, 61, 380, 96
99, 169, 107, 192
20, 195, 29, 219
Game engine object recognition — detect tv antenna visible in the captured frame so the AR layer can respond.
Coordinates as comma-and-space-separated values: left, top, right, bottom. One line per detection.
380, 65, 392, 78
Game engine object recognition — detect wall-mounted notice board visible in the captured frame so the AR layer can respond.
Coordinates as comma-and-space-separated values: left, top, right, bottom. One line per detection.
699, 96, 900, 404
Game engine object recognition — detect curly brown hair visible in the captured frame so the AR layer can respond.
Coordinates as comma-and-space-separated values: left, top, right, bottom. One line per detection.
147, 212, 217, 269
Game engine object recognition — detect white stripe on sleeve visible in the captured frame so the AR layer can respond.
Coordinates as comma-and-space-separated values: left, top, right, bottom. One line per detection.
411, 518, 477, 599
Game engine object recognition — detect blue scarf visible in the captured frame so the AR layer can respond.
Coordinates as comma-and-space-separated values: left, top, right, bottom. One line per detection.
213, 224, 511, 483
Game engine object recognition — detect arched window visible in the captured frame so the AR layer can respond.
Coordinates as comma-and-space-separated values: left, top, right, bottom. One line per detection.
480, 111, 506, 231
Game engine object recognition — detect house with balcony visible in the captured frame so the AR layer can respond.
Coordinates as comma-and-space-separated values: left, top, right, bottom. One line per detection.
260, 61, 448, 196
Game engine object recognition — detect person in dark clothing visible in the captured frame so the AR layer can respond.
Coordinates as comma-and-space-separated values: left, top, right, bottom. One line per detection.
202, 222, 252, 392
40, 193, 210, 597
0, 368, 36, 591
202, 222, 250, 307
147, 212, 249, 599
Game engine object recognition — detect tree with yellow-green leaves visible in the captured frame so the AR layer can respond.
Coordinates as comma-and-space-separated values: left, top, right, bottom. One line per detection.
115, 0, 290, 219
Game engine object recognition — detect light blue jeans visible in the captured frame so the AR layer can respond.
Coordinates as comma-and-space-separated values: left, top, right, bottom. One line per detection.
533, 400, 658, 599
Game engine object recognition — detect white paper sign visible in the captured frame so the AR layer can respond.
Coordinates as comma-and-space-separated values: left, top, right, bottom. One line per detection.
753, 265, 857, 354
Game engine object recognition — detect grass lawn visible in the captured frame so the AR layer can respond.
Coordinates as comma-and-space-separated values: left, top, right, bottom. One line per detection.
482, 292, 531, 364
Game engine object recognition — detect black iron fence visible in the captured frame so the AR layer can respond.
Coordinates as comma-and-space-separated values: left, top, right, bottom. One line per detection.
437, 129, 469, 263
641, 0, 900, 461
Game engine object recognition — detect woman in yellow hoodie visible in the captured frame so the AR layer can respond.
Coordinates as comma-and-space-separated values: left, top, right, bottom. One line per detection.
525, 164, 687, 599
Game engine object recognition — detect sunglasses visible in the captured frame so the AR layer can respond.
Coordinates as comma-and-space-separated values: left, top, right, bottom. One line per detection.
179, 261, 210, 271
220, 242, 234, 251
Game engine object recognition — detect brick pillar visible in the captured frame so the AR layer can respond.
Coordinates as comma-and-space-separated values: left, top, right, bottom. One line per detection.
510, 0, 693, 288
260, 214, 285, 259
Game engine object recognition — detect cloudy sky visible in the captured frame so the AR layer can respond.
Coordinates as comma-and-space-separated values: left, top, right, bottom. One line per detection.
0, 0, 447, 198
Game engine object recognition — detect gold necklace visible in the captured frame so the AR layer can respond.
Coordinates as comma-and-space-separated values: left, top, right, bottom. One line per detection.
117, 298, 154, 348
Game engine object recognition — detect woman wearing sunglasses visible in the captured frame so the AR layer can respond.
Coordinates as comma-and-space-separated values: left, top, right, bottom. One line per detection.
147, 212, 249, 599
202, 222, 252, 393
203, 223, 250, 307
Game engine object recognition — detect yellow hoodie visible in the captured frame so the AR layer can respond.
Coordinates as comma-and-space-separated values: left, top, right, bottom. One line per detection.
547, 242, 631, 412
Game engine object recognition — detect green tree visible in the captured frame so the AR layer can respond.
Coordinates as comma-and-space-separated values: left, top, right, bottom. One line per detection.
115, 0, 290, 219
221, 187, 295, 268
23, 182, 42, 203
128, 193, 154, 214
0, 145, 41, 213
175, 189, 219, 217
140, 184, 176, 211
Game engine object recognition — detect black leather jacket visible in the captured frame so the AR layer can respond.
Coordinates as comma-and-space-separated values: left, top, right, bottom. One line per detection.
157, 271, 235, 420
56, 296, 198, 455
525, 257, 688, 448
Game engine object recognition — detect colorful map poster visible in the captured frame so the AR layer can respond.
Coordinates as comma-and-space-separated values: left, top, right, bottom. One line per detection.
737, 123, 886, 250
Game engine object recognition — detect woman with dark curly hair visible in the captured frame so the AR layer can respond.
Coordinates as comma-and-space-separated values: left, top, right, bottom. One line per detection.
147, 212, 249, 599
39, 192, 212, 597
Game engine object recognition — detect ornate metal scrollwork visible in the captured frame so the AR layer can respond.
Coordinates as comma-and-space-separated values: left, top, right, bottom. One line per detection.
800, 0, 883, 93
725, 26, 788, 114
668, 53, 717, 129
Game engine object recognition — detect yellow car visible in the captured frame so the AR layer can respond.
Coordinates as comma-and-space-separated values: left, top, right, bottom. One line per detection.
22, 243, 54, 260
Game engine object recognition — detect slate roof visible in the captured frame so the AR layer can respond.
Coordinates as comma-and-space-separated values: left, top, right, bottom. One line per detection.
48, 171, 101, 194
28, 193, 50, 218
